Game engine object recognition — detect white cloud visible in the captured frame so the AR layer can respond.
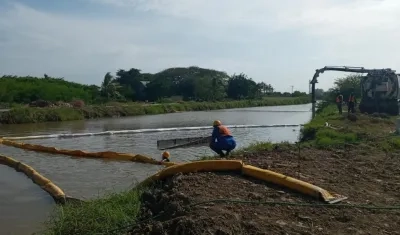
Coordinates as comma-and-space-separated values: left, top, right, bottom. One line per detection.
92, 0, 400, 90
1, 0, 400, 92
91, 0, 400, 32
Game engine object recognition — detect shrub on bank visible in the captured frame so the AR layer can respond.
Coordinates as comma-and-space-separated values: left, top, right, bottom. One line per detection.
0, 97, 309, 124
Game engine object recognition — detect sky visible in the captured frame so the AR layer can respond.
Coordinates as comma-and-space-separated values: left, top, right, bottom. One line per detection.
1, 0, 400, 93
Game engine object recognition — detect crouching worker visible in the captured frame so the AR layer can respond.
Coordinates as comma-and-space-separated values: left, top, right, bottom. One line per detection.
209, 120, 236, 157
160, 151, 170, 164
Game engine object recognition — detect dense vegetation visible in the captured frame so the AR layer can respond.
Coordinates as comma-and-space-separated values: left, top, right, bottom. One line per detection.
0, 74, 100, 105
0, 97, 309, 124
99, 67, 307, 102
0, 66, 307, 107
0, 66, 311, 124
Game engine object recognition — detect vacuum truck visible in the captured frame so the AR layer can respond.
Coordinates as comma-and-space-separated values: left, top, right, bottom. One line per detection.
310, 66, 400, 116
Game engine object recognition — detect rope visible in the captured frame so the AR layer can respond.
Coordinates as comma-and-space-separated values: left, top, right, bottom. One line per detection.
104, 198, 400, 235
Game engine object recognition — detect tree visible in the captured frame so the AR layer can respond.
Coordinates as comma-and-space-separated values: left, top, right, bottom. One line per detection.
334, 74, 361, 98
292, 90, 307, 97
315, 88, 325, 99
323, 74, 362, 102
190, 76, 226, 101
115, 68, 146, 101
257, 82, 274, 96
100, 72, 121, 100
210, 76, 227, 101
145, 66, 230, 101
227, 74, 261, 99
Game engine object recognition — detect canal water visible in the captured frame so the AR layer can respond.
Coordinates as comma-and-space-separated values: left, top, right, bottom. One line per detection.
0, 103, 311, 234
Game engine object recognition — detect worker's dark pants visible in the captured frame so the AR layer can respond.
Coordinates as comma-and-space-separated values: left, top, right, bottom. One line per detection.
210, 142, 236, 157
337, 103, 342, 114
348, 102, 355, 113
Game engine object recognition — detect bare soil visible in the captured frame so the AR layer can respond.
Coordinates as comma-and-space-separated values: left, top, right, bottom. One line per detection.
130, 146, 400, 235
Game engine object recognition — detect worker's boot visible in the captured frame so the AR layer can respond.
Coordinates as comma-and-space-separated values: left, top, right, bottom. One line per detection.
216, 149, 225, 157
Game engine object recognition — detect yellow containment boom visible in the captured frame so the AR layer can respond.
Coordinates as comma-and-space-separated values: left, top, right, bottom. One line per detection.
138, 160, 347, 204
0, 139, 346, 204
0, 154, 67, 204
0, 139, 176, 167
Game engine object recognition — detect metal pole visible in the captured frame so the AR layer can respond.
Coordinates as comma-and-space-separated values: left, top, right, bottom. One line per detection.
311, 83, 316, 118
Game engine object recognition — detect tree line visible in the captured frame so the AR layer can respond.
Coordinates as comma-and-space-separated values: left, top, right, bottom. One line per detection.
0, 66, 308, 105
101, 66, 307, 102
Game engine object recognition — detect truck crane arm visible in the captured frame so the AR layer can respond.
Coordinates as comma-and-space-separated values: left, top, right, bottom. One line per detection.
310, 66, 395, 84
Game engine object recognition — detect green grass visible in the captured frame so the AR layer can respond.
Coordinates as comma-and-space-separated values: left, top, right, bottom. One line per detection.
0, 97, 310, 124
299, 102, 400, 150
40, 189, 142, 235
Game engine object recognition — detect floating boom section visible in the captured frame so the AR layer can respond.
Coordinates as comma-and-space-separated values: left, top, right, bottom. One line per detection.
0, 138, 175, 167
310, 66, 400, 116
0, 154, 67, 204
157, 136, 212, 150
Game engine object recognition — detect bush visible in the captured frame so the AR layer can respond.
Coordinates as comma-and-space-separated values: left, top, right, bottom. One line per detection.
71, 99, 85, 108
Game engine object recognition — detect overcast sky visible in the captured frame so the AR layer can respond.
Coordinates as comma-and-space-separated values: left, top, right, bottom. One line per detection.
1, 0, 399, 92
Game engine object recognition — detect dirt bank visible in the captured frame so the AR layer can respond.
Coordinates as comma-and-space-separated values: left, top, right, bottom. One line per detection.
130, 146, 400, 235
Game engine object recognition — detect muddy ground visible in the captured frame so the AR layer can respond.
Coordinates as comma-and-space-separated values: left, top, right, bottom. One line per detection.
130, 146, 400, 235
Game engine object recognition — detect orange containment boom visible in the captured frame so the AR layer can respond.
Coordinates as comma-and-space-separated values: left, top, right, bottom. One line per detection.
138, 160, 347, 204
0, 154, 67, 204
0, 139, 176, 167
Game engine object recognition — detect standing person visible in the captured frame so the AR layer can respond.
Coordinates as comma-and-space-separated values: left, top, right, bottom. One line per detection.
209, 120, 236, 157
336, 93, 343, 114
348, 92, 357, 113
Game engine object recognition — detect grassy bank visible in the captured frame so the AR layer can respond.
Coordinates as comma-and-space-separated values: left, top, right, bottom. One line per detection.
0, 97, 309, 124
299, 102, 400, 151
41, 101, 400, 235
41, 190, 143, 235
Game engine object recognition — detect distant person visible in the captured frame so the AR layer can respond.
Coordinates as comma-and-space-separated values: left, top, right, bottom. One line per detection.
336, 94, 343, 114
348, 92, 357, 113
160, 151, 170, 163
209, 120, 236, 157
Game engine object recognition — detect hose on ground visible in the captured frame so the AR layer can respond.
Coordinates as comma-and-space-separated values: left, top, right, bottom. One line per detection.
104, 199, 400, 235
189, 199, 400, 210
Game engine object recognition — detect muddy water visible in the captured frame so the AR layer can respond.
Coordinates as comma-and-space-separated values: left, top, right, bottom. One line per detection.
0, 103, 311, 234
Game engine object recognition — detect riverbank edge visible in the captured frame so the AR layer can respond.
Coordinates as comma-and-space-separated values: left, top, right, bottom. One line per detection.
0, 97, 309, 125
42, 102, 379, 235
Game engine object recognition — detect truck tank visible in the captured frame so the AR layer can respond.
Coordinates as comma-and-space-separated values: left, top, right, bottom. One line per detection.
359, 71, 400, 115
